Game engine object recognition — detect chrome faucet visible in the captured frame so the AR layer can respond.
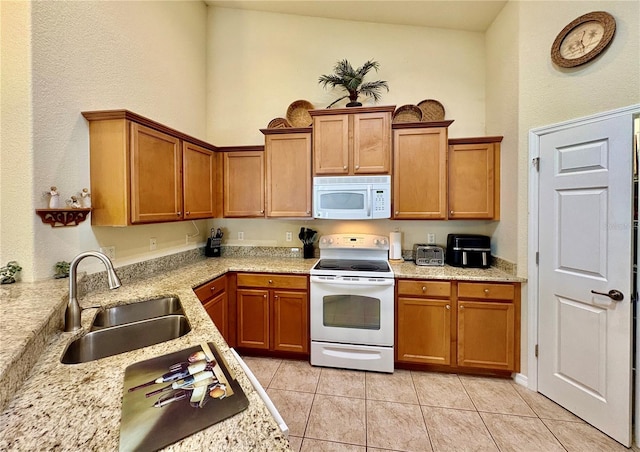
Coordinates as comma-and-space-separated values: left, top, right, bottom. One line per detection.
64, 251, 121, 332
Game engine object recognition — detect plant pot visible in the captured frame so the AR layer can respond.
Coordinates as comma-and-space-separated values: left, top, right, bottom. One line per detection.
346, 101, 362, 107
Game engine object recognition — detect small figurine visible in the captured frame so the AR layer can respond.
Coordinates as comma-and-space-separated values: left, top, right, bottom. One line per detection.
48, 186, 60, 209
79, 188, 91, 208
0, 261, 22, 284
54, 261, 70, 279
66, 196, 81, 208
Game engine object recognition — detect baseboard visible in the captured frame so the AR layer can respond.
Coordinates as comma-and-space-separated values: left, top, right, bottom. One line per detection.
513, 373, 528, 388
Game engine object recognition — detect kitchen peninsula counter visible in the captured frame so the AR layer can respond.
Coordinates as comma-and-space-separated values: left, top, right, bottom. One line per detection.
0, 254, 521, 451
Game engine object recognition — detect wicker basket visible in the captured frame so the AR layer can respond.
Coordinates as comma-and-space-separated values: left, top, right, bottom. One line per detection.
417, 99, 445, 121
286, 100, 314, 127
392, 105, 423, 124
267, 117, 291, 129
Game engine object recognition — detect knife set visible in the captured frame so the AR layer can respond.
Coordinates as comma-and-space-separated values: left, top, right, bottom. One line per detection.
299, 227, 317, 259
206, 228, 223, 257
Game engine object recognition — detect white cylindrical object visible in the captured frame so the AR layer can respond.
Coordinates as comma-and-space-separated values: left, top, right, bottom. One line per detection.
389, 231, 402, 260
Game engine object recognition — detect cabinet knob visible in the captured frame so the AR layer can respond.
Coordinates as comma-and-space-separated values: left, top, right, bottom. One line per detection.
459, 306, 464, 310
274, 295, 279, 299
264, 294, 267, 298
484, 289, 490, 294
450, 210, 454, 215
395, 211, 399, 215
355, 165, 360, 169
422, 286, 427, 292
210, 287, 215, 291
185, 211, 190, 215
446, 305, 450, 310
306, 210, 311, 214
268, 280, 273, 284
177, 211, 182, 216
260, 210, 264, 214
343, 165, 347, 170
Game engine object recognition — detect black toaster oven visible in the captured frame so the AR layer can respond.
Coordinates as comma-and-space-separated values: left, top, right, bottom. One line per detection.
446, 234, 491, 268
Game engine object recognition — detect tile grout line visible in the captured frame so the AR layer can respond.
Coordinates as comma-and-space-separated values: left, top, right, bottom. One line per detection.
411, 371, 436, 451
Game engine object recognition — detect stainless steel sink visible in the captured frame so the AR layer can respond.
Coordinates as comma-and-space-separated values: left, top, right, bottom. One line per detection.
91, 296, 183, 330
61, 315, 191, 364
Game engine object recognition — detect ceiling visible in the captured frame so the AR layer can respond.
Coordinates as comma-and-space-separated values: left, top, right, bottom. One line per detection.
205, 1, 508, 32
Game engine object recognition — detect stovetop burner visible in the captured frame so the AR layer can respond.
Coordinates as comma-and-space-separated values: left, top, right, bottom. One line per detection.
313, 259, 391, 273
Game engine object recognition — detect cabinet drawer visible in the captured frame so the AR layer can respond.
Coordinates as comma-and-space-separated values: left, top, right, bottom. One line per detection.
397, 280, 451, 298
193, 274, 227, 302
237, 273, 307, 290
457, 282, 515, 301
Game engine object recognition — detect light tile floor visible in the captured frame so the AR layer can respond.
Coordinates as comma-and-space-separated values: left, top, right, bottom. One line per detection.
241, 356, 632, 452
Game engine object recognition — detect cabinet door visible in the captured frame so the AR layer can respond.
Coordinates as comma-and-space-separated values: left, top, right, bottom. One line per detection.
223, 151, 265, 217
236, 289, 269, 349
353, 111, 391, 174
313, 114, 349, 175
130, 123, 182, 223
265, 133, 312, 217
448, 142, 498, 219
183, 142, 215, 219
203, 291, 228, 342
397, 297, 452, 365
272, 290, 309, 353
457, 300, 515, 370
393, 127, 447, 219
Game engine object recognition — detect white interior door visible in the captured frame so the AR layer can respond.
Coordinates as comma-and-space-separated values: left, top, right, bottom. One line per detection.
537, 113, 634, 446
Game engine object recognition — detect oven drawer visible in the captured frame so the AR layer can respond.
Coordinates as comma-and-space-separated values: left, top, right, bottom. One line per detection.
397, 280, 451, 298
457, 282, 515, 301
237, 273, 307, 290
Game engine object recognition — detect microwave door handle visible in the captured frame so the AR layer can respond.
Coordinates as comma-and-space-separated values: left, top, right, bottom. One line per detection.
366, 187, 371, 217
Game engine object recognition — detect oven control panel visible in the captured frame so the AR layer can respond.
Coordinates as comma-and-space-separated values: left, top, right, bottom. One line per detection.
319, 234, 389, 250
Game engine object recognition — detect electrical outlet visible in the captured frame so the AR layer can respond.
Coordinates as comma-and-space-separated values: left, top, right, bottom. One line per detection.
238, 231, 244, 241
427, 233, 436, 244
286, 231, 292, 242
100, 246, 116, 260
150, 237, 157, 251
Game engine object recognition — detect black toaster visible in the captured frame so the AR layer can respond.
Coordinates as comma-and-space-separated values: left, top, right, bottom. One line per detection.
446, 234, 491, 268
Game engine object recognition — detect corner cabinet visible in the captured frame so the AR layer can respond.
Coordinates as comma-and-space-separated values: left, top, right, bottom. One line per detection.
392, 121, 453, 219
193, 274, 232, 346
261, 128, 312, 218
448, 137, 502, 220
236, 273, 309, 355
222, 147, 265, 218
310, 106, 394, 175
83, 110, 217, 226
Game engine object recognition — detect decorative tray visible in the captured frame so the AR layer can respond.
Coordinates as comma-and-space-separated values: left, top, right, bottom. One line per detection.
119, 343, 248, 452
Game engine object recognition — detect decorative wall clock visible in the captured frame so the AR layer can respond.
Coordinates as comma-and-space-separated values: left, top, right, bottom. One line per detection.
551, 11, 616, 68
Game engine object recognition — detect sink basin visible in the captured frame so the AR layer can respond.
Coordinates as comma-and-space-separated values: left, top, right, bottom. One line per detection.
61, 315, 191, 364
91, 296, 183, 330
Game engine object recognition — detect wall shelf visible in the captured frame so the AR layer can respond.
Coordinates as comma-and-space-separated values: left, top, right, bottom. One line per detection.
35, 208, 91, 227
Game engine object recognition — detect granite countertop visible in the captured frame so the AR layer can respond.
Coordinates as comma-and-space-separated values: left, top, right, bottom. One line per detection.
0, 254, 521, 451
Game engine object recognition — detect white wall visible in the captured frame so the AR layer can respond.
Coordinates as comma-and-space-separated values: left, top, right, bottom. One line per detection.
207, 7, 487, 145
1, 0, 209, 280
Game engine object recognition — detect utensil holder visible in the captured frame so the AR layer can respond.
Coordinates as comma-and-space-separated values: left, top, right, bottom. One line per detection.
206, 238, 221, 257
303, 244, 315, 259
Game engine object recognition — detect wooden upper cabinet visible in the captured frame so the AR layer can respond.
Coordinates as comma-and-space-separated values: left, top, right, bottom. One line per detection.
82, 110, 217, 226
310, 106, 394, 175
223, 149, 265, 217
183, 141, 215, 220
448, 137, 502, 220
392, 122, 452, 220
262, 129, 312, 218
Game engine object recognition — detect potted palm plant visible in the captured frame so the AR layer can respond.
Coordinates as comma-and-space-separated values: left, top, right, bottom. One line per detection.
319, 59, 389, 108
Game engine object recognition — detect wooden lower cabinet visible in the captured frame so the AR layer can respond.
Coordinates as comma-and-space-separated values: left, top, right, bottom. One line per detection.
193, 274, 231, 345
397, 280, 453, 365
396, 279, 520, 374
236, 273, 309, 355
457, 282, 519, 372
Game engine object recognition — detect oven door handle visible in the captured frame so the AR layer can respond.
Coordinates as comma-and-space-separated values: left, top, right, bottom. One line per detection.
310, 276, 394, 286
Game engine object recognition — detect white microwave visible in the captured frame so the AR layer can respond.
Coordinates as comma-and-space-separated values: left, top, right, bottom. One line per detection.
313, 175, 391, 220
